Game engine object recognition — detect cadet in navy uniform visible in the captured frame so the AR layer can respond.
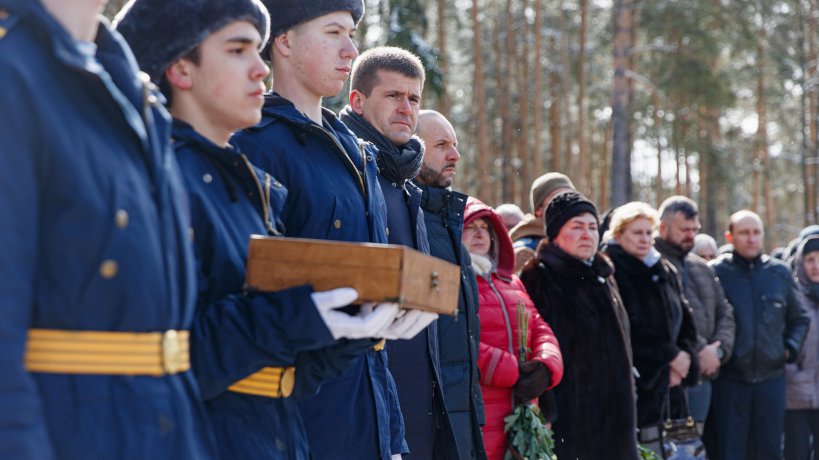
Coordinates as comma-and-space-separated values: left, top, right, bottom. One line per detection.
233, 1, 437, 459
0, 0, 216, 458
115, 1, 403, 458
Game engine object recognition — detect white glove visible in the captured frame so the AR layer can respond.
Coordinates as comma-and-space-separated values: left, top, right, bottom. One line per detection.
391, 455, 403, 460
311, 288, 401, 340
378, 308, 438, 340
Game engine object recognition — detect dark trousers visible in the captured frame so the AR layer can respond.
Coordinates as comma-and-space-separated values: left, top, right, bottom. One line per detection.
711, 375, 785, 460
785, 409, 819, 460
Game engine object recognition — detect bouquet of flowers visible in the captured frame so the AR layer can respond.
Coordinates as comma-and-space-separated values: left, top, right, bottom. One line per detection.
503, 301, 557, 460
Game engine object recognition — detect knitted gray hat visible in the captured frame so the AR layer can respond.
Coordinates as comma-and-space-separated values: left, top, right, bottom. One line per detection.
260, 0, 364, 57
114, 0, 270, 84
530, 172, 575, 213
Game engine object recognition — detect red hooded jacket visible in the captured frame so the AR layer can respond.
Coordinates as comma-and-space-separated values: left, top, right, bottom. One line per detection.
464, 198, 563, 460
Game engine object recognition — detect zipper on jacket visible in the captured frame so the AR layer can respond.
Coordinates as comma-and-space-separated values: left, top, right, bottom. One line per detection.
239, 154, 280, 236
486, 275, 519, 410
486, 276, 515, 355
752, 271, 759, 382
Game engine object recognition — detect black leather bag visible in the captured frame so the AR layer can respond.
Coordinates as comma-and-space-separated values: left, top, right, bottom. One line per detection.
660, 393, 706, 460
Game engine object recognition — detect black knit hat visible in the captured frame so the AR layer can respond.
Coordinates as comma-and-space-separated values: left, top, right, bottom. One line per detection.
545, 191, 599, 241
260, 0, 364, 58
114, 0, 270, 84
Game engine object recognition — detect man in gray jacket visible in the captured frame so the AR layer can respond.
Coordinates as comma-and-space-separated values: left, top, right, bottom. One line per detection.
655, 196, 735, 424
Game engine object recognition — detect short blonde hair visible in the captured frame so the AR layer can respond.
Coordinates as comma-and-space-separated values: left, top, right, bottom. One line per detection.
605, 201, 659, 241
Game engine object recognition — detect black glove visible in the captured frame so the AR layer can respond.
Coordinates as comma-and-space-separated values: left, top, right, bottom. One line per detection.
513, 361, 552, 404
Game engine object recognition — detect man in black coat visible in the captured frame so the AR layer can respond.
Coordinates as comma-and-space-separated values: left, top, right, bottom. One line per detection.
709, 210, 810, 460
414, 110, 487, 460
339, 46, 457, 459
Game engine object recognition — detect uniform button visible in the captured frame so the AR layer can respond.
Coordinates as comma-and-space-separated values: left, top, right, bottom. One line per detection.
203, 173, 213, 184
334, 219, 342, 229
115, 209, 129, 229
273, 180, 283, 188
99, 260, 118, 279
386, 227, 390, 237
188, 227, 195, 241
367, 156, 373, 162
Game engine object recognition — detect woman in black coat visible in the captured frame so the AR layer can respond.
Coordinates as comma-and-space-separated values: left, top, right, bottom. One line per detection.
521, 192, 639, 460
603, 201, 699, 452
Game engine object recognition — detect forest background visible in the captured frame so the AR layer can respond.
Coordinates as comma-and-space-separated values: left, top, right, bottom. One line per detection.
104, 0, 819, 249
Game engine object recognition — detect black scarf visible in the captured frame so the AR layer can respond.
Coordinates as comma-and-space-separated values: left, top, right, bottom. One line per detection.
339, 105, 424, 184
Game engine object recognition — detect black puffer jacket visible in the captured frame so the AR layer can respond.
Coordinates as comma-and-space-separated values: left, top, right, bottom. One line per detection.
416, 183, 487, 460
710, 252, 810, 383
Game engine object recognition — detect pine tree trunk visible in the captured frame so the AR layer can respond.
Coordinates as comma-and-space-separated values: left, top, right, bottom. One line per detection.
436, 0, 450, 117
654, 93, 663, 206
559, 3, 574, 176
501, 0, 516, 202
601, 118, 613, 209
492, 14, 504, 205
610, 0, 635, 207
533, 0, 545, 179
809, 0, 818, 223
472, 0, 491, 202
549, 35, 562, 173
704, 108, 722, 238
517, 0, 531, 208
577, 0, 590, 194
755, 20, 773, 244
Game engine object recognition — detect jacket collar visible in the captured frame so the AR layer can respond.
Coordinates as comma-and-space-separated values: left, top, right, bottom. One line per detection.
260, 92, 346, 131
417, 183, 451, 214
606, 243, 668, 279
172, 119, 240, 157
654, 236, 689, 263
9, 1, 134, 82
730, 250, 764, 270
538, 243, 614, 280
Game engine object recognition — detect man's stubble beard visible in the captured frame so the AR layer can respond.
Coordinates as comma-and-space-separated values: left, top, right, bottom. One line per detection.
418, 163, 454, 188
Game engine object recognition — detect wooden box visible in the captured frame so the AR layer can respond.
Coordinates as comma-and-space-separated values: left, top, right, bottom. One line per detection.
245, 236, 460, 316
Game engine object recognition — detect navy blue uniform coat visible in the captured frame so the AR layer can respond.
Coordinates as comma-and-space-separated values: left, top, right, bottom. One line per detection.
234, 94, 405, 460
172, 121, 355, 459
0, 2, 215, 458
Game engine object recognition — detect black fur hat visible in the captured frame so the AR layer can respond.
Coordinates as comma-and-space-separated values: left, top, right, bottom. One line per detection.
114, 0, 270, 84
261, 0, 364, 57
264, 0, 364, 36
545, 191, 599, 241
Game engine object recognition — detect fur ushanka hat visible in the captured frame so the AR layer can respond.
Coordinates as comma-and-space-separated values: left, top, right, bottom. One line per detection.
114, 0, 270, 84
260, 0, 365, 57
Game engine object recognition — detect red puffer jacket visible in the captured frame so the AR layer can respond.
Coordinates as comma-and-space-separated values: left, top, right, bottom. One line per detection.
465, 198, 563, 460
